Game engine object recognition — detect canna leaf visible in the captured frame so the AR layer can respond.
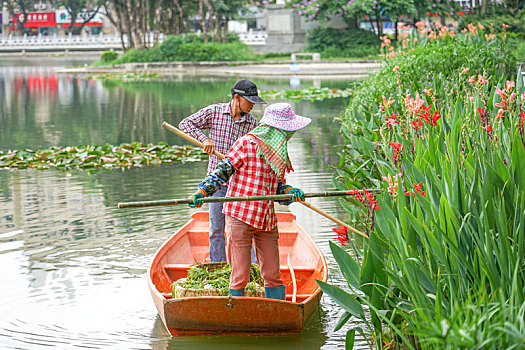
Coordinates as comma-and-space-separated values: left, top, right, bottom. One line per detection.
329, 240, 360, 290
334, 311, 352, 332
316, 280, 365, 319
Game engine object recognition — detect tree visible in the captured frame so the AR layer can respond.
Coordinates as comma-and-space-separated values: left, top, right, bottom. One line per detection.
412, 0, 462, 25
4, 0, 34, 34
60, 0, 105, 35
104, 0, 200, 50
285, 0, 462, 37
213, 0, 249, 43
102, 0, 251, 50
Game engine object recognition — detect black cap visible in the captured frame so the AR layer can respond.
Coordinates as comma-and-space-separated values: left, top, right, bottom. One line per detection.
231, 80, 266, 104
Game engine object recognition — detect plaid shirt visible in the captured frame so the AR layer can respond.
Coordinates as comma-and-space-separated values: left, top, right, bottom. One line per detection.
179, 102, 258, 174
198, 135, 291, 231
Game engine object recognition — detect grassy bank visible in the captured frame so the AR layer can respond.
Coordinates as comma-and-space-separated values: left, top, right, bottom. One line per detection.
93, 32, 382, 66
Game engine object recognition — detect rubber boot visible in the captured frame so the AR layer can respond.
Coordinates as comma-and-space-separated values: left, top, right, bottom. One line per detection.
229, 288, 244, 297
264, 285, 286, 300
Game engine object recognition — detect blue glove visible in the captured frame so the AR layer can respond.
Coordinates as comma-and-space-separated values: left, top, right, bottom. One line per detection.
189, 191, 206, 208
287, 187, 305, 202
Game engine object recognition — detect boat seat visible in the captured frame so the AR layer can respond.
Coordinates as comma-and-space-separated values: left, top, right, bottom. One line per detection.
164, 264, 316, 272
164, 264, 192, 270
279, 266, 315, 272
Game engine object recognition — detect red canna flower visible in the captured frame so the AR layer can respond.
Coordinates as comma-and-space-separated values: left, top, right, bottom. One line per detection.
430, 110, 441, 126
520, 109, 525, 128
412, 118, 424, 130
481, 122, 493, 132
477, 107, 484, 120
332, 225, 349, 246
420, 104, 432, 113
418, 104, 432, 124
385, 113, 399, 128
390, 142, 402, 150
413, 182, 426, 198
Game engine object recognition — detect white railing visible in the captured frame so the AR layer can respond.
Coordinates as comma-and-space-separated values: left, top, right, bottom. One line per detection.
0, 33, 125, 50
238, 30, 267, 44
0, 33, 166, 51
0, 31, 263, 50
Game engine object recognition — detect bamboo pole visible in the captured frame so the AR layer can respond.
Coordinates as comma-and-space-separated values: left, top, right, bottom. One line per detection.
162, 121, 224, 159
117, 191, 368, 209
299, 200, 368, 238
287, 253, 297, 303
159, 121, 372, 239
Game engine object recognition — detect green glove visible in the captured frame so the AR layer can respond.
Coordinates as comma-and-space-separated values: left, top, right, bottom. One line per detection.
189, 191, 205, 208
288, 187, 305, 202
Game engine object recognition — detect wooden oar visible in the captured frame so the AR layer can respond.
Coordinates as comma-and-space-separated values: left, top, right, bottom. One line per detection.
161, 121, 369, 239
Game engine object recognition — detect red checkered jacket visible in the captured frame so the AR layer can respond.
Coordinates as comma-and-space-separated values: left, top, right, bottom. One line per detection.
198, 135, 291, 231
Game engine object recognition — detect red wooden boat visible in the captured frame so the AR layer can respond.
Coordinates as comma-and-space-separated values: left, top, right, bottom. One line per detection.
148, 211, 328, 336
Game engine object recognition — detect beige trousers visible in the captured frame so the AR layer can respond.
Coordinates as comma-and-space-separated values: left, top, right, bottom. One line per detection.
225, 215, 283, 289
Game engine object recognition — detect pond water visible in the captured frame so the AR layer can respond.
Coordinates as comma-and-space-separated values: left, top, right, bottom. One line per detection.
0, 56, 368, 349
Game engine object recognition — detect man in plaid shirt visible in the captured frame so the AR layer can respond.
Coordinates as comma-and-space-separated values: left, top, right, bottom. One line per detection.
179, 80, 265, 263
189, 103, 311, 300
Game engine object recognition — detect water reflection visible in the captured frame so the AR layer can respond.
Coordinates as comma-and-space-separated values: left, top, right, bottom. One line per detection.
0, 57, 367, 349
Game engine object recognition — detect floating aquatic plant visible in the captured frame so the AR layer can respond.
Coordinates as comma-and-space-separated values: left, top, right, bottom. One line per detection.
0, 142, 205, 170
259, 87, 352, 101
85, 72, 162, 82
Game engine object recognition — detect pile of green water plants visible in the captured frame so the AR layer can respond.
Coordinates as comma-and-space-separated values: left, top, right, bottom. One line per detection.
321, 22, 525, 349
0, 142, 205, 170
260, 87, 352, 101
172, 263, 263, 297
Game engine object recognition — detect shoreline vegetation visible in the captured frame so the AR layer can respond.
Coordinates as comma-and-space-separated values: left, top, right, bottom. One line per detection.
92, 32, 381, 68
321, 20, 525, 349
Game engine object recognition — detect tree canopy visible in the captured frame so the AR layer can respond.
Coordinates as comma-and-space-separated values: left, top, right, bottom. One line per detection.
285, 0, 464, 35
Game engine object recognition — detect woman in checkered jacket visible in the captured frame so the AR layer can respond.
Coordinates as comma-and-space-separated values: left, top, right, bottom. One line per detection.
189, 103, 311, 300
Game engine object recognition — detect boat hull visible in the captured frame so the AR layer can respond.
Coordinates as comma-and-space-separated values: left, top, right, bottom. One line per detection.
148, 211, 327, 336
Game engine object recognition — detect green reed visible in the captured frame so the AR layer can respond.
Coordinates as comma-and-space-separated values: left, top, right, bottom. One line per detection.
321, 24, 525, 349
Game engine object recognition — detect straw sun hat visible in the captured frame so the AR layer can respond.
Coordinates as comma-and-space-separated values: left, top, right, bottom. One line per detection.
259, 103, 311, 131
